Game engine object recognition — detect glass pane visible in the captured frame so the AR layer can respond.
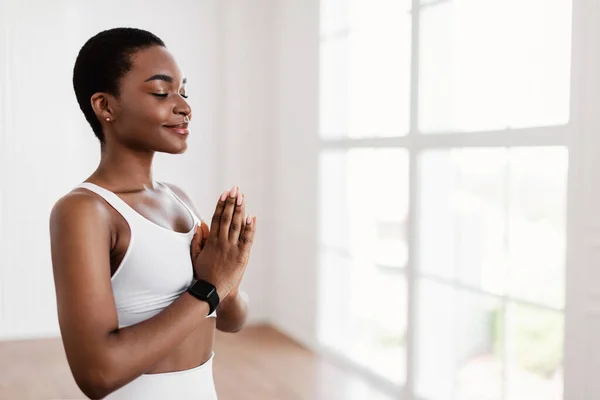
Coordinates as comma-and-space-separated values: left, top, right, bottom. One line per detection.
318, 148, 409, 385
320, 38, 350, 139
321, 0, 413, 37
321, 0, 351, 37
418, 148, 508, 296
419, 0, 572, 133
318, 251, 408, 386
319, 148, 409, 268
349, 270, 407, 385
507, 148, 567, 309
318, 250, 352, 353
320, 0, 411, 138
505, 303, 563, 400
418, 147, 567, 308
416, 279, 503, 400
319, 150, 351, 250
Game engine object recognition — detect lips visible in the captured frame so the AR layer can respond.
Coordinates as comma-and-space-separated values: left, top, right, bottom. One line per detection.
163, 122, 189, 135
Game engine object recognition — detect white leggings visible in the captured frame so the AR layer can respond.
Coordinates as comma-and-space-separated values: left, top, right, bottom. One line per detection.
104, 352, 218, 400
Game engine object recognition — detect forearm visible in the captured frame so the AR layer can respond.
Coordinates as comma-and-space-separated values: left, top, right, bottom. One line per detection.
216, 290, 249, 333
90, 292, 210, 397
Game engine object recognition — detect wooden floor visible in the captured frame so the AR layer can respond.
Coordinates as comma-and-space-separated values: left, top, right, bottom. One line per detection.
0, 325, 396, 400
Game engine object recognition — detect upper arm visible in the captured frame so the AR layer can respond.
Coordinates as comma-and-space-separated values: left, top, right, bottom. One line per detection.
49, 192, 119, 387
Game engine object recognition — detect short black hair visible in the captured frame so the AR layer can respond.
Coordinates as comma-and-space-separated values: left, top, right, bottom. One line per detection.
73, 28, 165, 143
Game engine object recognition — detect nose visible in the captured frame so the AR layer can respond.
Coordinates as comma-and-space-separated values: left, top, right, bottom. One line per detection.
174, 97, 192, 121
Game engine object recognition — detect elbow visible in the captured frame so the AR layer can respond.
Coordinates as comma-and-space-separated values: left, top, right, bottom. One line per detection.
219, 326, 243, 334
75, 380, 108, 399
73, 363, 118, 399
216, 319, 246, 333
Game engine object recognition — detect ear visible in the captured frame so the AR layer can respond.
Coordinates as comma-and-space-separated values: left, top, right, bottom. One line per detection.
90, 93, 115, 122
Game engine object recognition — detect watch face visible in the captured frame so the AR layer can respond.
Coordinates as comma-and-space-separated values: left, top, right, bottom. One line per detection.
193, 280, 216, 298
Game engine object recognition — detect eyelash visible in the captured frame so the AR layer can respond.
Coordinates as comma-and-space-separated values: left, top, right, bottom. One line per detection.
151, 93, 189, 99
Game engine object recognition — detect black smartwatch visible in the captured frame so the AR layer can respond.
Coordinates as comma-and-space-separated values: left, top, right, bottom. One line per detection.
187, 279, 220, 315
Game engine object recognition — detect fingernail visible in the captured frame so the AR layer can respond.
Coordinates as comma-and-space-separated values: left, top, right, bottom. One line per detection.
237, 193, 243, 206
220, 191, 228, 201
247, 214, 252, 224
230, 185, 238, 198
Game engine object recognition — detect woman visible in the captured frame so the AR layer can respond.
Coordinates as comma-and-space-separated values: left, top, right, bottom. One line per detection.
49, 27, 256, 399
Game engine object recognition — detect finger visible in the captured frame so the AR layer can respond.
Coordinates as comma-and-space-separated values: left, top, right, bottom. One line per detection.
190, 224, 202, 260
229, 191, 246, 243
219, 185, 238, 242
200, 219, 210, 249
240, 194, 247, 240
210, 189, 229, 238
239, 215, 257, 254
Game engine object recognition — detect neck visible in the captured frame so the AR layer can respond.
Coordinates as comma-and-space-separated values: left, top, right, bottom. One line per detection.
92, 143, 156, 191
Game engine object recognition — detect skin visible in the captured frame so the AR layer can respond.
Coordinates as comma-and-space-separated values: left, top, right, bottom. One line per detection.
49, 45, 255, 399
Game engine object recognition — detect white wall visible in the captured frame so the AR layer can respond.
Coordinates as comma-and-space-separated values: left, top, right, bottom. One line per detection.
1, 0, 103, 339
0, 0, 318, 341
565, 0, 600, 398
269, 0, 320, 348
0, 0, 239, 339
216, 0, 276, 324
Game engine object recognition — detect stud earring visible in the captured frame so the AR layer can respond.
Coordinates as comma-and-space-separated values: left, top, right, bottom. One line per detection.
106, 117, 111, 122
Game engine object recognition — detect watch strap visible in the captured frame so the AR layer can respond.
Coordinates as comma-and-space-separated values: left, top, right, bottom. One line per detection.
187, 279, 220, 315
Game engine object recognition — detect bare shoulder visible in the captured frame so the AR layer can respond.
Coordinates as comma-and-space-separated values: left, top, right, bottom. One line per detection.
162, 182, 200, 216
49, 188, 112, 233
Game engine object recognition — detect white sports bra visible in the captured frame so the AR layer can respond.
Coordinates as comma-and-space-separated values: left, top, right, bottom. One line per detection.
75, 182, 216, 328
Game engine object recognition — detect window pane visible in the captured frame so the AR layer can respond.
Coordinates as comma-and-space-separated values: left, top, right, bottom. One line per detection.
419, 0, 572, 133
351, 270, 407, 385
319, 148, 409, 268
320, 38, 350, 139
418, 147, 566, 309
416, 279, 503, 400
319, 150, 351, 250
507, 148, 567, 309
321, 0, 351, 37
418, 148, 508, 296
318, 250, 352, 353
505, 303, 563, 400
318, 148, 409, 385
318, 250, 408, 385
320, 0, 412, 138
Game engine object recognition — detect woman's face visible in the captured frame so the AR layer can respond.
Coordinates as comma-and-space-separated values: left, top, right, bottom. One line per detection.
105, 45, 192, 154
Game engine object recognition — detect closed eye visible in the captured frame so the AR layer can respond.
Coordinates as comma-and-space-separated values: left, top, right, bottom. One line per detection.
151, 93, 188, 99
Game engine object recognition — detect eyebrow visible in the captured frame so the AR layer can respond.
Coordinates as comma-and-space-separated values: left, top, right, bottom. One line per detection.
144, 74, 187, 84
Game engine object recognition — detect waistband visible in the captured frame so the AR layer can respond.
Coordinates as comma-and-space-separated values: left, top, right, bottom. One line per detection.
142, 351, 215, 377
104, 352, 217, 400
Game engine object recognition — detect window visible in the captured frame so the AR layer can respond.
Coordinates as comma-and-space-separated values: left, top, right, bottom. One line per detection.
317, 1, 571, 399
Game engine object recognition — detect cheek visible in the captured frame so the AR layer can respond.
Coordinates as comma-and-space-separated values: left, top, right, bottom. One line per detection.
122, 97, 171, 126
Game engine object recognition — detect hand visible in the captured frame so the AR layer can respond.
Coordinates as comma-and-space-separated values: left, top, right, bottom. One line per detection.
222, 193, 250, 296
190, 186, 256, 299
191, 203, 250, 295
190, 219, 210, 267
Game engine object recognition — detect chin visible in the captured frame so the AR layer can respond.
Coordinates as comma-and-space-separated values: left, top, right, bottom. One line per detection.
161, 142, 188, 154
155, 133, 189, 154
